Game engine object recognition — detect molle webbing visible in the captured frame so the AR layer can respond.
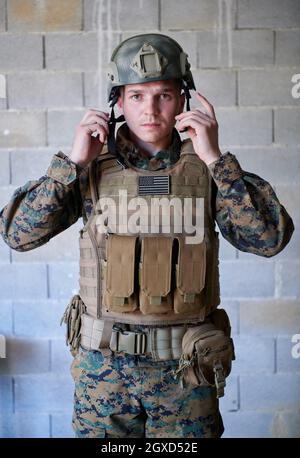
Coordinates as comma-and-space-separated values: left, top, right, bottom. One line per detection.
78, 140, 220, 325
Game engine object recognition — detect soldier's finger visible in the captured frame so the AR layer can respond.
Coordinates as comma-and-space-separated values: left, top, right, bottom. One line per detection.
195, 92, 216, 120
91, 124, 108, 140
176, 110, 211, 123
177, 117, 208, 132
81, 117, 109, 135
176, 113, 211, 128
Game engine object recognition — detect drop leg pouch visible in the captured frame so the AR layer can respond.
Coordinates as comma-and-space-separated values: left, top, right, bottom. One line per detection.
173, 309, 235, 398
60, 294, 86, 356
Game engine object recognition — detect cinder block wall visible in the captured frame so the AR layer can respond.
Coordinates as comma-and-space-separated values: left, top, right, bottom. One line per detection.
0, 0, 299, 438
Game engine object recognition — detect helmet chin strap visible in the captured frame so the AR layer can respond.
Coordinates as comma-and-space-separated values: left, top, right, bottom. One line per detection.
107, 83, 193, 165
107, 88, 127, 168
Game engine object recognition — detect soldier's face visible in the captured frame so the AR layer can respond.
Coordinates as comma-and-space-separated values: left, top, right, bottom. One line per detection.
117, 80, 185, 146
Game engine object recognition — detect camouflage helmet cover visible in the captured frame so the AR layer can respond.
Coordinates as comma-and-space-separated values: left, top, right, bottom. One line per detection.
107, 33, 196, 103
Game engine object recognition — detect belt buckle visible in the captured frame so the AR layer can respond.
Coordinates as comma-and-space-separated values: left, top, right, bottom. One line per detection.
113, 328, 147, 355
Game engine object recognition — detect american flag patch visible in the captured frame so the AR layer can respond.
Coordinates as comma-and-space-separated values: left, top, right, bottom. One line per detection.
138, 175, 170, 195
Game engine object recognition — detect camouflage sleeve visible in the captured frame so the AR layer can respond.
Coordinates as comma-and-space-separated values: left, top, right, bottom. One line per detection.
0, 151, 85, 252
207, 152, 295, 257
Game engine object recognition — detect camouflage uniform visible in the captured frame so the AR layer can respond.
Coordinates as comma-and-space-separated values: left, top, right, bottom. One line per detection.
0, 123, 294, 438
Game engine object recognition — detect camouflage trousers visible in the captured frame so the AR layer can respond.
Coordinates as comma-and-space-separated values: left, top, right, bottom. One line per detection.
71, 347, 224, 438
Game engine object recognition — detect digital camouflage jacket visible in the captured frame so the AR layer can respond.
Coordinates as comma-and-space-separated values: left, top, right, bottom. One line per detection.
0, 124, 294, 257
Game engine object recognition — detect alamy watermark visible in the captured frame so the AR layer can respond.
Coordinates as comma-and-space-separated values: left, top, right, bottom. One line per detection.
0, 74, 6, 99
291, 74, 300, 99
95, 190, 205, 244
291, 334, 300, 359
0, 335, 6, 358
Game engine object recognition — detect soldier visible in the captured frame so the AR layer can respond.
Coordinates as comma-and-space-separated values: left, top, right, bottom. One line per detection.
0, 33, 294, 438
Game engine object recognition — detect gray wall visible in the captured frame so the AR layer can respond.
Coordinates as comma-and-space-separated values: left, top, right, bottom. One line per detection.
0, 0, 299, 438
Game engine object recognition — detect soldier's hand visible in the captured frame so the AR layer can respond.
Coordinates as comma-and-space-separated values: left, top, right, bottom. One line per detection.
69, 109, 110, 168
175, 92, 221, 166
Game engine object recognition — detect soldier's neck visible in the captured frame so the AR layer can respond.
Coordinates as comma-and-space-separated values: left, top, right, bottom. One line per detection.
129, 131, 173, 158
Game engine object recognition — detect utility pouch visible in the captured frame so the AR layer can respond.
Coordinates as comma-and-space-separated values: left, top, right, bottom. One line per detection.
174, 236, 206, 314
60, 294, 86, 356
139, 236, 173, 315
173, 309, 235, 398
104, 234, 138, 313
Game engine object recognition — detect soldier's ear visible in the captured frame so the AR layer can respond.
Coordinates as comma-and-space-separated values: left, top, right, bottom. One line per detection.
116, 86, 125, 111
179, 92, 185, 112
116, 94, 124, 112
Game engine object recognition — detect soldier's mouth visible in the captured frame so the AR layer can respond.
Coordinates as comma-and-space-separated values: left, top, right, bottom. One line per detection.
141, 123, 161, 128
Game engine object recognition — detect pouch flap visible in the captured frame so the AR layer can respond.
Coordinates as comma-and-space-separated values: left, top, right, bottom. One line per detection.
106, 234, 137, 297
140, 236, 173, 297
176, 236, 206, 295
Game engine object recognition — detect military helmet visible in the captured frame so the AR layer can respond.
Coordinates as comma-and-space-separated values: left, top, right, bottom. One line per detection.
107, 33, 196, 104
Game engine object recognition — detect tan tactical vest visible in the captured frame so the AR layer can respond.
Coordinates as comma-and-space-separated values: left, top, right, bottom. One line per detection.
78, 138, 220, 326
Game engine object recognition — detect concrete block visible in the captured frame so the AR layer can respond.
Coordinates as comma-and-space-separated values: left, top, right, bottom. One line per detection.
219, 375, 239, 412
271, 223, 300, 260
239, 69, 298, 106
273, 185, 300, 222
277, 260, 300, 298
0, 238, 10, 263
48, 262, 79, 298
10, 148, 54, 186
219, 235, 238, 260
84, 0, 159, 31
7, 0, 82, 32
46, 33, 98, 71
8, 73, 83, 109
192, 70, 236, 107
51, 413, 74, 438
277, 336, 300, 373
14, 373, 74, 412
0, 301, 13, 335
12, 220, 81, 263
234, 147, 300, 186
13, 299, 68, 339
0, 185, 15, 210
161, 0, 232, 31
84, 71, 106, 109
47, 109, 85, 146
275, 108, 300, 146
230, 335, 275, 375
220, 259, 275, 298
0, 376, 13, 413
240, 299, 300, 336
0, 97, 6, 110
198, 30, 273, 68
0, 413, 50, 438
0, 110, 46, 148
272, 411, 300, 438
198, 31, 229, 68
0, 337, 50, 375
218, 108, 272, 146
276, 31, 300, 66
232, 30, 273, 67
222, 411, 273, 438
0, 0, 5, 31
0, 263, 47, 300
238, 0, 300, 28
240, 373, 300, 410
0, 150, 9, 186
0, 33, 43, 71
50, 339, 73, 373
